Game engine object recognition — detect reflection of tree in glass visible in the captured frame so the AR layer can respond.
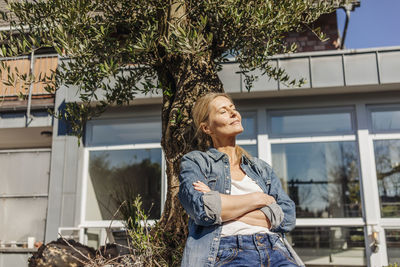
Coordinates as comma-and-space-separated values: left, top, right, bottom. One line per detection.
283, 142, 361, 218
89, 152, 161, 222
374, 140, 400, 217
326, 143, 361, 218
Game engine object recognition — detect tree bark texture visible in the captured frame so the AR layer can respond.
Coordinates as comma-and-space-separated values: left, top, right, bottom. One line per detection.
155, 54, 223, 235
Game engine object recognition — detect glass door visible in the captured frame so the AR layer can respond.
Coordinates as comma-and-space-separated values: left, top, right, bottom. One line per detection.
369, 105, 400, 265
266, 107, 367, 266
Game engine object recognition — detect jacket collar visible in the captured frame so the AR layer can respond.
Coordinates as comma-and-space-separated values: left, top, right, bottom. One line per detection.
241, 153, 253, 166
206, 147, 226, 161
206, 147, 253, 166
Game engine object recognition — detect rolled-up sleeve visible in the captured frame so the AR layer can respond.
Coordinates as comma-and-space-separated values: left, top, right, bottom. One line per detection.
178, 154, 222, 226
268, 168, 296, 233
260, 203, 284, 230
203, 191, 222, 224
254, 158, 296, 233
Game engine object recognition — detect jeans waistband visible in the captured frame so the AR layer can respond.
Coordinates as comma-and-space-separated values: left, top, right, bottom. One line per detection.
218, 233, 281, 250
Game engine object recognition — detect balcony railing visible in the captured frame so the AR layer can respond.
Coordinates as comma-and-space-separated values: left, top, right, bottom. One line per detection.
0, 55, 58, 97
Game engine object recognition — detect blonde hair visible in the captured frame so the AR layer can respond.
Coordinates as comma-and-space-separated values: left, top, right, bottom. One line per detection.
192, 92, 252, 159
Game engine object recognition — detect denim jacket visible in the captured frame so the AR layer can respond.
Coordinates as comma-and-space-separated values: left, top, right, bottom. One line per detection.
178, 148, 296, 267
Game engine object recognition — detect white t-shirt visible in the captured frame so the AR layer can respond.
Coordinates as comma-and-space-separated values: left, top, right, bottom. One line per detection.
220, 175, 276, 237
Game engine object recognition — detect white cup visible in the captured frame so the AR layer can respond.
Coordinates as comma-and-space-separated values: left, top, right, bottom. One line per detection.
27, 237, 35, 249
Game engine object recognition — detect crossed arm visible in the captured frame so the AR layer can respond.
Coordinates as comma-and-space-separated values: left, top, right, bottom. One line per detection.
193, 181, 275, 228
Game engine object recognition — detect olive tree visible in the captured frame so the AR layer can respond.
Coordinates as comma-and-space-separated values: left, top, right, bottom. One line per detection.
0, 0, 347, 253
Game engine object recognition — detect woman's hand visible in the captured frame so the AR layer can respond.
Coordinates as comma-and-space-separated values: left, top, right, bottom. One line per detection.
254, 192, 277, 206
193, 181, 211, 193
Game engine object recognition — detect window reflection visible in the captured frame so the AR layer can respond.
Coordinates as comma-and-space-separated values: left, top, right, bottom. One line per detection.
86, 118, 161, 146
272, 142, 361, 218
270, 112, 353, 136
86, 149, 162, 221
287, 227, 366, 266
371, 109, 400, 132
240, 145, 258, 158
237, 112, 257, 140
374, 140, 400, 217
385, 229, 400, 264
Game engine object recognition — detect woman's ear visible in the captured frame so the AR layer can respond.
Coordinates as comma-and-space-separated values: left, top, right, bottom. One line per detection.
201, 122, 212, 135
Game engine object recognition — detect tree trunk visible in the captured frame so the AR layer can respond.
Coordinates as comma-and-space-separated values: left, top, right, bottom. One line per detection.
155, 53, 223, 235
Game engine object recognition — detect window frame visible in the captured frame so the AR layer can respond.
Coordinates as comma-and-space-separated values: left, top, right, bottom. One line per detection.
85, 115, 162, 147
367, 103, 400, 134
366, 105, 400, 245
238, 99, 400, 266
80, 143, 165, 229
76, 101, 400, 265
267, 106, 357, 138
265, 106, 363, 223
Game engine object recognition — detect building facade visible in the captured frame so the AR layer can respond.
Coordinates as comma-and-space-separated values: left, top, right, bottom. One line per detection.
0, 53, 57, 266
1, 7, 400, 267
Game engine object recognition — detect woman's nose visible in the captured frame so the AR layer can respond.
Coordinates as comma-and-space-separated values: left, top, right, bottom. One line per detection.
229, 108, 238, 116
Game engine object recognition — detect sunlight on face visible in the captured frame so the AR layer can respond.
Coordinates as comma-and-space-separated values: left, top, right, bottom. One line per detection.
202, 96, 244, 139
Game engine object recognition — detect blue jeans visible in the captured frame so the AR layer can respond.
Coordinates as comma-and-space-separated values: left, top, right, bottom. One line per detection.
215, 233, 299, 267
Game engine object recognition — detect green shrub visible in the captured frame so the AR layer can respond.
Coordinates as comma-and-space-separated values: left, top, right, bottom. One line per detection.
125, 196, 184, 267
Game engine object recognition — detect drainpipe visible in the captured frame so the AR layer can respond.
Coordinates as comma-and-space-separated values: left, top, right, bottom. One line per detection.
26, 49, 34, 126
340, 2, 360, 50
340, 5, 351, 49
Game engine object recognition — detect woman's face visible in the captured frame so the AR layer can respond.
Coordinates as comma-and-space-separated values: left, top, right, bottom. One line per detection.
201, 96, 244, 139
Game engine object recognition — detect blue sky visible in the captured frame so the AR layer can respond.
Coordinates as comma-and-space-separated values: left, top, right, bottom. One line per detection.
336, 0, 400, 49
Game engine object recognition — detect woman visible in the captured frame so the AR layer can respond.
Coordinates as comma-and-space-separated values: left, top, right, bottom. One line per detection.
178, 93, 301, 267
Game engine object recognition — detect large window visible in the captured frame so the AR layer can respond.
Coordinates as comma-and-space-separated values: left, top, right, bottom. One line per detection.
272, 142, 361, 218
369, 105, 400, 265
373, 140, 400, 217
86, 148, 162, 221
84, 117, 163, 224
370, 106, 400, 218
268, 107, 364, 266
268, 108, 361, 219
83, 111, 257, 225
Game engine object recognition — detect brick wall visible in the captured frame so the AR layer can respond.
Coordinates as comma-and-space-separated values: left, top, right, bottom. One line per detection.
285, 12, 340, 52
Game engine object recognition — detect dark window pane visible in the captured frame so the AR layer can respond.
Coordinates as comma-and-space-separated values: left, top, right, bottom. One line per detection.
86, 149, 162, 221
270, 112, 353, 136
240, 144, 258, 158
287, 227, 366, 266
371, 110, 400, 132
237, 112, 257, 140
272, 142, 362, 218
0, 112, 25, 119
385, 229, 400, 264
373, 140, 400, 217
32, 111, 50, 117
